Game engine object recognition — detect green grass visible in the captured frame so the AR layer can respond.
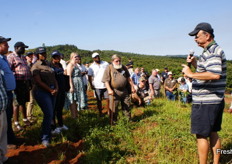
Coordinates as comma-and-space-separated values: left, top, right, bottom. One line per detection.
18, 98, 232, 164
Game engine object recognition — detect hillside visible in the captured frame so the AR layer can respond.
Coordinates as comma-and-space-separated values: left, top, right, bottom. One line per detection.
27, 44, 232, 88
6, 91, 232, 164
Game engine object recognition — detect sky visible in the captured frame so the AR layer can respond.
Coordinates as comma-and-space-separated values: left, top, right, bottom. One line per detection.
1, 0, 232, 59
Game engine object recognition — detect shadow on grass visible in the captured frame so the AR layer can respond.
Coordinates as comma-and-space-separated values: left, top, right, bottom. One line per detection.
21, 110, 110, 145
132, 108, 159, 122
79, 146, 128, 164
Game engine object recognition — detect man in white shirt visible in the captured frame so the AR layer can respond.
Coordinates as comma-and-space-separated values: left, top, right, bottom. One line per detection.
60, 53, 67, 74
88, 52, 109, 116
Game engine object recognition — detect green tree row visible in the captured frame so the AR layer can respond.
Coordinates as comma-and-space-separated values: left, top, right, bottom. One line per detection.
27, 44, 232, 90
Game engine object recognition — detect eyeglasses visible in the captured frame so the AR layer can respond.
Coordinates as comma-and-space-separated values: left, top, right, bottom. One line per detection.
195, 32, 207, 39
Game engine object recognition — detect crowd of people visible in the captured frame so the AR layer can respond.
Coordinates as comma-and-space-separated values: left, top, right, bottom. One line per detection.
0, 22, 229, 163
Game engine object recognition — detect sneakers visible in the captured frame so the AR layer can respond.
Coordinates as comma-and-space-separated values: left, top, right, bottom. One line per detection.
42, 140, 50, 147
58, 125, 69, 131
14, 123, 23, 131
51, 128, 61, 135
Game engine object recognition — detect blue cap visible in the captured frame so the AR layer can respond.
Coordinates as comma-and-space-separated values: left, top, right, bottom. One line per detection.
51, 50, 61, 57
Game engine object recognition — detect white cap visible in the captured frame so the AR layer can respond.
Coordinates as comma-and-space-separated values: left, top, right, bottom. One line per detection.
168, 72, 173, 75
92, 52, 99, 58
155, 69, 160, 72
189, 49, 195, 55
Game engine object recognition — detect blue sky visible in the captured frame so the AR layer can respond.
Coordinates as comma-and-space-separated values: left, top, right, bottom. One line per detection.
1, 0, 232, 59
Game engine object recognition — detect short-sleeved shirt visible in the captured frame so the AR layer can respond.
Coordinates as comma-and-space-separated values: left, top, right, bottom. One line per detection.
192, 41, 226, 104
164, 78, 177, 89
0, 71, 8, 111
60, 59, 67, 70
137, 85, 149, 99
148, 75, 161, 90
88, 61, 108, 89
49, 62, 65, 92
102, 64, 130, 91
0, 54, 16, 91
130, 73, 140, 85
161, 71, 168, 81
179, 83, 189, 91
7, 52, 31, 81
31, 60, 57, 91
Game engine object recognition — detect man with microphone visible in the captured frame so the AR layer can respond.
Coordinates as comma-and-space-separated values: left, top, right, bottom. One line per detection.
182, 23, 226, 164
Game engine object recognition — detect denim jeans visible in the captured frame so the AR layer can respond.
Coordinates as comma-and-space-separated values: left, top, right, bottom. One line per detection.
34, 89, 55, 142
52, 90, 65, 129
165, 91, 176, 101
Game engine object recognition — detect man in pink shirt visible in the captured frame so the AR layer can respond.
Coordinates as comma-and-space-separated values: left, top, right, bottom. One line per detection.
7, 42, 32, 130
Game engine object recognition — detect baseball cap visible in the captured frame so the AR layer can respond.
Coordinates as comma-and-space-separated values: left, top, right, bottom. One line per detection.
92, 52, 99, 58
51, 50, 61, 57
180, 77, 185, 83
14, 42, 29, 48
189, 22, 214, 36
155, 69, 160, 72
168, 72, 173, 75
0, 36, 11, 43
35, 47, 46, 54
26, 52, 34, 56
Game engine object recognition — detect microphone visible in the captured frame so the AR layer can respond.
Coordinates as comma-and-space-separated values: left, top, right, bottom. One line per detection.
187, 50, 194, 68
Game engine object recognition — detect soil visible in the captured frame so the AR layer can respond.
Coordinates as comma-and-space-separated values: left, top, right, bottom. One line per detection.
6, 91, 99, 164
6, 92, 232, 164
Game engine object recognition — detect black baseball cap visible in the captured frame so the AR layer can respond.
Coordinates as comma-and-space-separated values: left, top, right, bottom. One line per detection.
35, 47, 46, 54
51, 50, 61, 57
189, 22, 214, 37
0, 36, 11, 43
14, 42, 29, 48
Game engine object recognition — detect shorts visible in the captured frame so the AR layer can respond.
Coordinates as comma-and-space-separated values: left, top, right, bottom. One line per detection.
191, 100, 224, 137
95, 88, 109, 101
14, 80, 30, 105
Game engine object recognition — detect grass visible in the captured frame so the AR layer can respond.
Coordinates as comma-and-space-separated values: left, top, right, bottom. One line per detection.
16, 97, 232, 164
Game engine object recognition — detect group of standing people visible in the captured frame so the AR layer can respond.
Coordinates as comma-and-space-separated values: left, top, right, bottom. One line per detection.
0, 22, 228, 164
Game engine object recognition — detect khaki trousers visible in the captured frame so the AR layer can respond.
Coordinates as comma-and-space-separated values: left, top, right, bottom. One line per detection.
27, 89, 35, 119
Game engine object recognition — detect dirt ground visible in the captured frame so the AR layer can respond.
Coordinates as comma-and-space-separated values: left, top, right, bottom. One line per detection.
6, 91, 98, 164
6, 92, 232, 164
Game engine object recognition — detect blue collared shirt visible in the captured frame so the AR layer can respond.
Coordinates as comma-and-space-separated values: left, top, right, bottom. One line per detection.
0, 54, 16, 91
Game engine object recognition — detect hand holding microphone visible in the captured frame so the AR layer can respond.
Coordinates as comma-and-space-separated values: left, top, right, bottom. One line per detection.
187, 49, 195, 68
